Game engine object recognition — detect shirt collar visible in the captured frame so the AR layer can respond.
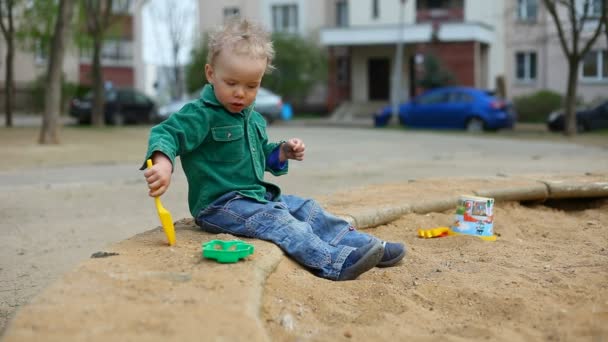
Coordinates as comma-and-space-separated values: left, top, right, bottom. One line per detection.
201, 84, 222, 107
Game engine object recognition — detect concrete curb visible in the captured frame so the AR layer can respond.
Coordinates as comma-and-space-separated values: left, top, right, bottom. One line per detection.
541, 179, 608, 199
3, 174, 607, 341
473, 183, 549, 202
341, 205, 412, 228
341, 176, 608, 229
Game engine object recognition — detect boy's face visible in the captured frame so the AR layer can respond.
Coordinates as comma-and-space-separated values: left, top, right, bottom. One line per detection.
205, 51, 267, 114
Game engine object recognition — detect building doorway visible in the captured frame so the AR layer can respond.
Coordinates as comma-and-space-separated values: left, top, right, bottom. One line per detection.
368, 58, 390, 100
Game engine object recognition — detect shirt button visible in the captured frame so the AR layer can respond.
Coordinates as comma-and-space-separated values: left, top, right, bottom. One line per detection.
252, 147, 256, 152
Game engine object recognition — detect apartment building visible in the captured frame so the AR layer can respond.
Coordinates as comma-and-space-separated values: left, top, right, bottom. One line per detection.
0, 3, 79, 111
197, 0, 505, 112
196, 0, 605, 113
0, 0, 145, 112
197, 0, 331, 108
506, 0, 607, 102
320, 0, 507, 111
78, 0, 144, 90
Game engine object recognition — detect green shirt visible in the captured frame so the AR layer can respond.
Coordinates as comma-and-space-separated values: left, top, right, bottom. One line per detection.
143, 84, 288, 217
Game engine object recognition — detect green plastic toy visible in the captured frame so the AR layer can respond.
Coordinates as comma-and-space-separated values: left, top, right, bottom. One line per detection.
202, 240, 254, 263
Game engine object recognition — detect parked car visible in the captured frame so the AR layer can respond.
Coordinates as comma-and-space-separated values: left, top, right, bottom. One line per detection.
374, 86, 516, 132
70, 88, 157, 125
254, 87, 283, 124
547, 100, 608, 133
156, 87, 284, 124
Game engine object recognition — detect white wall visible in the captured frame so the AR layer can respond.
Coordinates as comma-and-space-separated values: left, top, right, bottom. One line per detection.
198, 0, 326, 39
465, 0, 506, 92
260, 0, 306, 34
348, 0, 415, 26
198, 0, 262, 33
506, 1, 608, 102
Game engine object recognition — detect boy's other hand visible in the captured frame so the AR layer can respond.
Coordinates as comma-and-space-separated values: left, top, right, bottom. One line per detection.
280, 138, 306, 162
144, 152, 173, 197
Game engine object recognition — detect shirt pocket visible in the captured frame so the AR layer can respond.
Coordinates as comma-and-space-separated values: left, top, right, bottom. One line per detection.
253, 122, 267, 141
206, 125, 245, 162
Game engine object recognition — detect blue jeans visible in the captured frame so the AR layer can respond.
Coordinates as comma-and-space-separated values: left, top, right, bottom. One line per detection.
195, 191, 380, 280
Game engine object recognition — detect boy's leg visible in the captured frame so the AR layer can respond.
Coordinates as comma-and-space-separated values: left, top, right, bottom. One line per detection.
280, 194, 406, 267
196, 192, 383, 281
280, 194, 376, 247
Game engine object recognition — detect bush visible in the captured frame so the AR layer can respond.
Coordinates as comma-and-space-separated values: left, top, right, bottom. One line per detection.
513, 90, 563, 123
417, 54, 453, 90
262, 33, 327, 103
185, 35, 209, 95
186, 33, 327, 103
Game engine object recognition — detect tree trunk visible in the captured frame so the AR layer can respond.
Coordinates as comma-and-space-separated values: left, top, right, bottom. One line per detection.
4, 37, 14, 127
91, 36, 105, 127
563, 58, 579, 136
39, 0, 76, 144
173, 64, 182, 99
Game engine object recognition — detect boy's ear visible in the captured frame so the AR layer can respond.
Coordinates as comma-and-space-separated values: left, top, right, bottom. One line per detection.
204, 64, 214, 84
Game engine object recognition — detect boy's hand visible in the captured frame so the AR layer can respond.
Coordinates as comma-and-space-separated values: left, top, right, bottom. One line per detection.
280, 138, 305, 162
144, 152, 173, 197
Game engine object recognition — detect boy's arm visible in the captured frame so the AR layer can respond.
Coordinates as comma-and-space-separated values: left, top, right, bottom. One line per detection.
266, 147, 287, 171
140, 103, 210, 170
255, 120, 289, 176
265, 138, 305, 175
144, 151, 173, 197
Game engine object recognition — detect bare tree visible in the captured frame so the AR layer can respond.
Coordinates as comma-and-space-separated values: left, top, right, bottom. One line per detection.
0, 0, 19, 127
150, 0, 193, 100
82, 0, 114, 127
604, 1, 608, 47
543, 0, 607, 136
39, 0, 76, 144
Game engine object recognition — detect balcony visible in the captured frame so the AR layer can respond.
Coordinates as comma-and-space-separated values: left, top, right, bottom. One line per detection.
320, 22, 493, 46
416, 7, 464, 23
416, 0, 464, 24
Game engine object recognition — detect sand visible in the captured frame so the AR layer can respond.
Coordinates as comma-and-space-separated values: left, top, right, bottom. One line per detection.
262, 198, 608, 341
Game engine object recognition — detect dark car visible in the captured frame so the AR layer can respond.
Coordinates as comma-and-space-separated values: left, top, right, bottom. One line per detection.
70, 88, 157, 125
374, 87, 516, 132
547, 101, 608, 133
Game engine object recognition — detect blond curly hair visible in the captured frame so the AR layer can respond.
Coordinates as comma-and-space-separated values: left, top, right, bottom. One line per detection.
207, 19, 275, 73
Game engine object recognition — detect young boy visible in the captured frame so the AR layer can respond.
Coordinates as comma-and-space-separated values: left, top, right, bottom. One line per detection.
142, 19, 405, 281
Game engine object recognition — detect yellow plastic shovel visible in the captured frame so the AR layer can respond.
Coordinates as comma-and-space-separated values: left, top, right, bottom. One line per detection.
146, 159, 176, 246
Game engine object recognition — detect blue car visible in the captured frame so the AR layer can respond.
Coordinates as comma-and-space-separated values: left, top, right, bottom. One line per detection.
374, 87, 516, 132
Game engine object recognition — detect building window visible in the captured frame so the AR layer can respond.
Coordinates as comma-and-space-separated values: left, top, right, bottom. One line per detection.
112, 0, 131, 14
223, 7, 240, 22
515, 51, 537, 82
372, 0, 379, 19
581, 50, 608, 81
517, 0, 538, 21
336, 1, 348, 27
272, 4, 298, 34
34, 39, 48, 65
581, 0, 602, 18
590, 0, 603, 17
